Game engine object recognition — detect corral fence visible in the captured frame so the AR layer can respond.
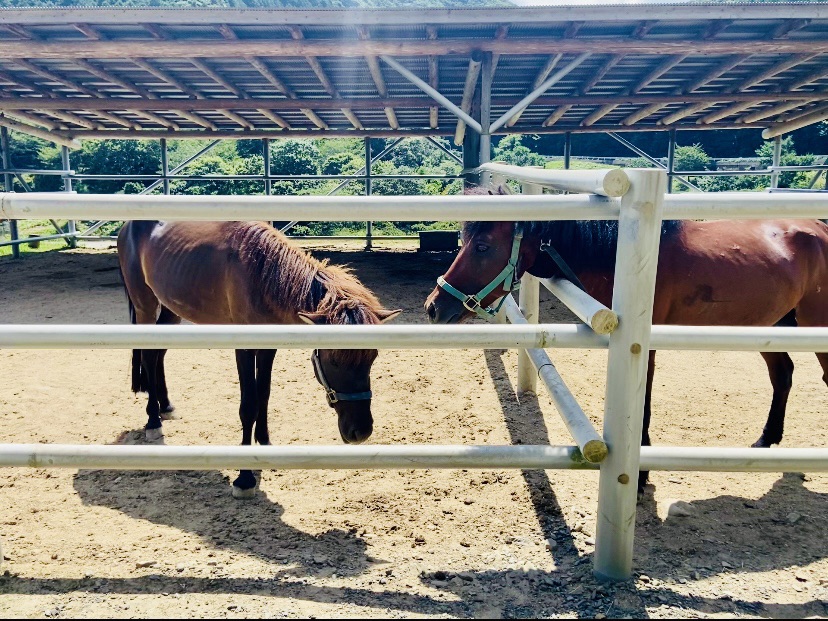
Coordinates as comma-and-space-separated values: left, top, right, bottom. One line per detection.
2, 168, 828, 580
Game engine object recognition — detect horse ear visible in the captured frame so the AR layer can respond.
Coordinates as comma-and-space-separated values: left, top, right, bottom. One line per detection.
297, 311, 328, 325
376, 308, 403, 324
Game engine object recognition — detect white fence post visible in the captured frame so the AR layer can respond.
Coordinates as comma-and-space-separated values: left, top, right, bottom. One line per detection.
518, 180, 542, 394
594, 169, 666, 581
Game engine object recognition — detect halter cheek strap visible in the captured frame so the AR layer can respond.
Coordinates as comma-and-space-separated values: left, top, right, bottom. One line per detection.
311, 349, 372, 407
437, 225, 524, 321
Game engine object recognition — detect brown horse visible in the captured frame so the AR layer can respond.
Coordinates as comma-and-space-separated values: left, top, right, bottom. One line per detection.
118, 220, 400, 498
424, 187, 828, 494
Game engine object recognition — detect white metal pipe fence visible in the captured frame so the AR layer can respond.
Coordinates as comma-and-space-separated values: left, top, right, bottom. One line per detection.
1, 164, 828, 582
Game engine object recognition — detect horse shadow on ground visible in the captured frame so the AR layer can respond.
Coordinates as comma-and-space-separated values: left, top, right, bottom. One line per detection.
70, 430, 372, 581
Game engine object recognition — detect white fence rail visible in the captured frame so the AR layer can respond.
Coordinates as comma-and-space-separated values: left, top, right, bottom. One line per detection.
2, 169, 828, 582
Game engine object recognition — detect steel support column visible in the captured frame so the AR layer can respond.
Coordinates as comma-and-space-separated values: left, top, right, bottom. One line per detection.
564, 132, 572, 170
666, 128, 676, 194
61, 145, 76, 249
0, 127, 19, 258
771, 135, 782, 189
365, 137, 373, 251
480, 52, 493, 185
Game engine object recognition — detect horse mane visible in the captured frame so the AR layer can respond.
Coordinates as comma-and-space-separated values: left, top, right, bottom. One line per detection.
462, 184, 682, 273
231, 222, 384, 364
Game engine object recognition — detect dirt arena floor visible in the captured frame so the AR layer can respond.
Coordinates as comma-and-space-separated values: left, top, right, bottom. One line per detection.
0, 241, 827, 619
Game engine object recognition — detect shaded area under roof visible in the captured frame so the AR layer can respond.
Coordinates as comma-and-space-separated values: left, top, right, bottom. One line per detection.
0, 4, 826, 142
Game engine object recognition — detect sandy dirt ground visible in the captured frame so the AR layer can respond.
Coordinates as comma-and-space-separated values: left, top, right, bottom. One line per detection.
0, 242, 826, 619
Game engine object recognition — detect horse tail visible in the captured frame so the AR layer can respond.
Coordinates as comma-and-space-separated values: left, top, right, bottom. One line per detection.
117, 260, 148, 394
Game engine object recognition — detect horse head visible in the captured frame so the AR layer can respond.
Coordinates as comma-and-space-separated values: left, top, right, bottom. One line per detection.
425, 185, 540, 324
298, 305, 401, 444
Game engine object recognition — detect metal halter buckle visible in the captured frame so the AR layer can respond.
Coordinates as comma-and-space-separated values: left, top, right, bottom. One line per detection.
311, 350, 373, 408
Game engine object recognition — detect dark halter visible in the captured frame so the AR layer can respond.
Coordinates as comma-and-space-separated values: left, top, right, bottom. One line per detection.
311, 349, 373, 407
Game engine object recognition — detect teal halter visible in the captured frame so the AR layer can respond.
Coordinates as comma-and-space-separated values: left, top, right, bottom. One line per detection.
437, 224, 524, 321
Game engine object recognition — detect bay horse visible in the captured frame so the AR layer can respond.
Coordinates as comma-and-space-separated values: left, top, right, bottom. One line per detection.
424, 186, 828, 495
118, 220, 400, 498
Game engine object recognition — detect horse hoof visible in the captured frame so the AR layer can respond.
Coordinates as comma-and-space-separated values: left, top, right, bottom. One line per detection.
145, 427, 164, 443
752, 438, 771, 448
232, 485, 257, 500
160, 406, 180, 421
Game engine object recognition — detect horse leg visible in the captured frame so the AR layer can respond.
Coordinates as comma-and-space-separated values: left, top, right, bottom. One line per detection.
141, 348, 164, 442
232, 349, 259, 499
752, 352, 794, 447
155, 306, 181, 419
638, 350, 657, 498
254, 349, 277, 447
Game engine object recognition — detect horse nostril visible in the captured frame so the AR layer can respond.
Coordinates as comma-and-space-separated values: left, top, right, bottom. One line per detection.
426, 302, 437, 320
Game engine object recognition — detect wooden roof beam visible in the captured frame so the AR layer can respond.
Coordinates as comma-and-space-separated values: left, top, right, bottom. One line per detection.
357, 27, 396, 130
142, 24, 166, 40
3, 111, 57, 130
738, 99, 815, 124
654, 54, 750, 126
703, 20, 732, 40
216, 24, 238, 40
292, 26, 358, 129
40, 109, 103, 130
582, 53, 684, 127
427, 25, 439, 129
174, 110, 218, 131
245, 55, 327, 130
73, 23, 103, 40
0, 68, 56, 99
453, 51, 483, 145
788, 66, 828, 91
543, 104, 572, 127
1, 24, 34, 40
8, 37, 828, 60
257, 108, 290, 130
580, 54, 623, 96
490, 24, 510, 77
693, 53, 816, 125
763, 102, 828, 138
773, 19, 811, 39
632, 21, 657, 39
130, 58, 199, 99
190, 58, 246, 98
13, 60, 141, 129
563, 21, 584, 39
0, 113, 78, 148
74, 59, 156, 99
505, 53, 562, 128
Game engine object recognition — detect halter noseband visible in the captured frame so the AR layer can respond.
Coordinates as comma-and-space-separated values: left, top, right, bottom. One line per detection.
437, 224, 524, 321
311, 349, 373, 407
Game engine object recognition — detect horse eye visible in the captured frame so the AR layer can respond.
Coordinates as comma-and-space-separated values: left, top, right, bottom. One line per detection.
475, 243, 489, 253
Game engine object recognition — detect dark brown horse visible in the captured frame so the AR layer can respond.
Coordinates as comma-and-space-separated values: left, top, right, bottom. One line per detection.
425, 187, 828, 494
118, 220, 400, 498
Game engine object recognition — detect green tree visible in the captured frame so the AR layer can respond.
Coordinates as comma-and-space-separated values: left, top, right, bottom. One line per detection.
493, 135, 546, 167
269, 140, 319, 176
70, 140, 160, 194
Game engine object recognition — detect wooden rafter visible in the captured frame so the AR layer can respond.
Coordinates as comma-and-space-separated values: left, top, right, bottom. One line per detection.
216, 24, 238, 40
245, 55, 327, 130
188, 59, 254, 129
12, 59, 141, 129
772, 19, 811, 39
563, 21, 584, 39
693, 53, 818, 125
632, 21, 657, 39
73, 23, 103, 40
1, 24, 34, 40
543, 104, 572, 127
427, 25, 439, 129
490, 24, 510, 77
738, 100, 814, 124
357, 27, 396, 130
582, 54, 685, 127
41, 109, 103, 130
453, 52, 484, 145
505, 53, 562, 129
0, 113, 77, 148
129, 58, 215, 129
654, 55, 750, 126
142, 24, 166, 40
294, 26, 361, 130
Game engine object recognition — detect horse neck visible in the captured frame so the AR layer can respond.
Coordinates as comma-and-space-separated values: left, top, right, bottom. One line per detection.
529, 220, 620, 275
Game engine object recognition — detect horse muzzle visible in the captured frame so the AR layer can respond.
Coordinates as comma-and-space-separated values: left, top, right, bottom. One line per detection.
424, 287, 464, 325
335, 402, 374, 444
